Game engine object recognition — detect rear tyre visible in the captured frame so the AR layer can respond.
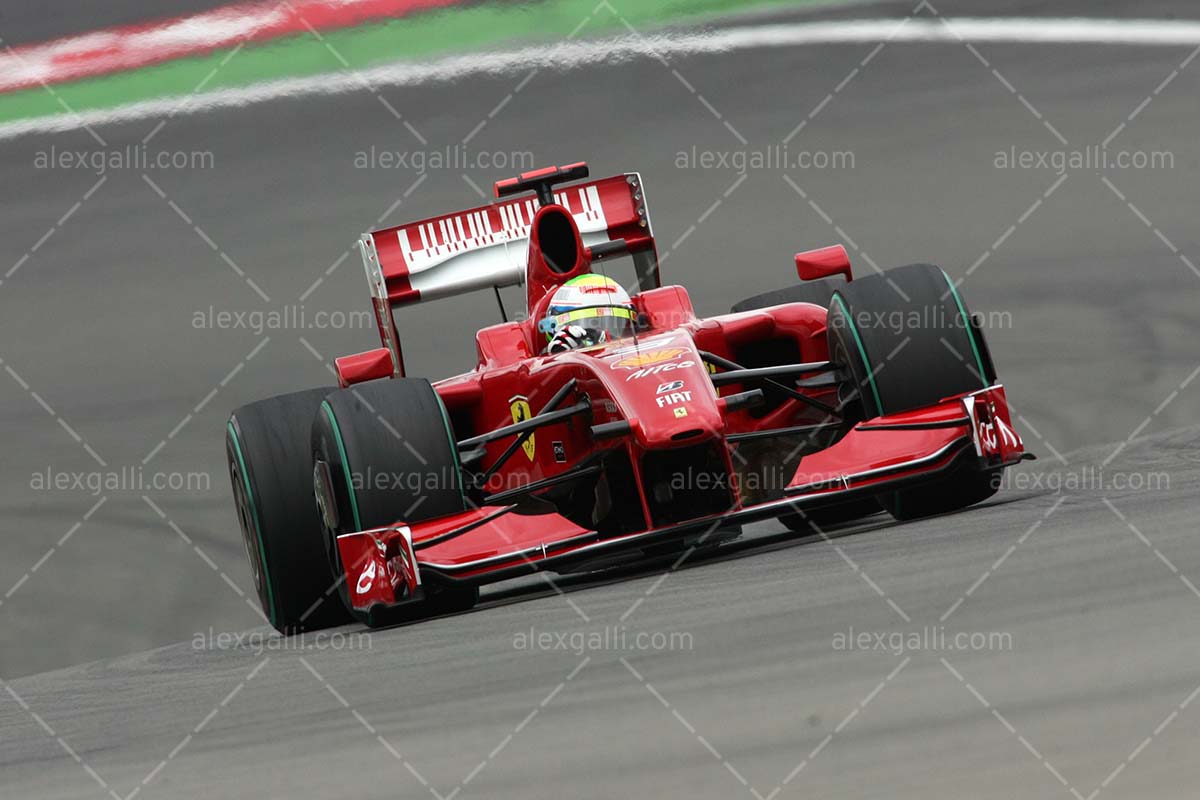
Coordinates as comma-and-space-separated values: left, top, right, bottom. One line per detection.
731, 279, 842, 314
827, 263, 999, 520
311, 379, 477, 625
227, 388, 351, 633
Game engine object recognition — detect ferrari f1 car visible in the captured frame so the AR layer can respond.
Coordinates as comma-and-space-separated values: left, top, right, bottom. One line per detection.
226, 162, 1030, 632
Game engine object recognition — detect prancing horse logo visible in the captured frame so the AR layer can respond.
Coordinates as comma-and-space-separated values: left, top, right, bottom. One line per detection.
509, 396, 536, 461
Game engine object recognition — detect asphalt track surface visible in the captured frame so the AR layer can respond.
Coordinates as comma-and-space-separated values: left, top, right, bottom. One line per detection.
2, 0, 1200, 797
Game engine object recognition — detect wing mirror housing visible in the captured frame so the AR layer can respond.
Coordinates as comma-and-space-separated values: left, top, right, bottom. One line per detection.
335, 348, 394, 388
795, 244, 852, 283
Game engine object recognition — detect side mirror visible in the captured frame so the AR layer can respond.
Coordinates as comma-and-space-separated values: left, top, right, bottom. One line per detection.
795, 244, 852, 283
335, 347, 394, 388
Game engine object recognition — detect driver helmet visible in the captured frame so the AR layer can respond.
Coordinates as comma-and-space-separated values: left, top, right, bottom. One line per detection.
539, 274, 637, 352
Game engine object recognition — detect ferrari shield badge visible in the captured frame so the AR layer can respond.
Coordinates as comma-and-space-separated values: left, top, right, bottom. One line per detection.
509, 396, 536, 460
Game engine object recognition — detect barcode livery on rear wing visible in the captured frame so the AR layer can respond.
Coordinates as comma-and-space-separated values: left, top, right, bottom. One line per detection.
400, 184, 606, 277
360, 173, 649, 308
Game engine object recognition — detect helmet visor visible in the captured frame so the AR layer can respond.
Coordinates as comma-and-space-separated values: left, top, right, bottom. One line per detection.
547, 305, 636, 346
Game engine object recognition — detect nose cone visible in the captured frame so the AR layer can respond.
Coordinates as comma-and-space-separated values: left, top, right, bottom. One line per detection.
636, 382, 723, 449
599, 335, 724, 449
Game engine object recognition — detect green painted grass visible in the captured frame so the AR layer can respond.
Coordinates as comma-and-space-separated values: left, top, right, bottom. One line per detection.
0, 0, 829, 126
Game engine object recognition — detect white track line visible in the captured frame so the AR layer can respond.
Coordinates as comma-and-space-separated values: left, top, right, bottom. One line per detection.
3, 17, 1200, 142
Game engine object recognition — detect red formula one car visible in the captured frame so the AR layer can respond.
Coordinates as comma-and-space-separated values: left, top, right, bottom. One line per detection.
226, 162, 1030, 631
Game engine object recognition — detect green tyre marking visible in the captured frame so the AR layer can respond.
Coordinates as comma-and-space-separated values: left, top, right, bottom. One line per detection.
940, 268, 988, 388
434, 392, 468, 508
830, 293, 884, 416
227, 420, 277, 627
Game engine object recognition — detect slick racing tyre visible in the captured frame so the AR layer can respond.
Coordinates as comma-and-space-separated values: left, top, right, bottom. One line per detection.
827, 263, 1000, 521
227, 388, 351, 633
730, 278, 842, 314
312, 378, 478, 624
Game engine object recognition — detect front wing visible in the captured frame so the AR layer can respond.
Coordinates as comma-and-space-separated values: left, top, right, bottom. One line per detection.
339, 385, 1025, 612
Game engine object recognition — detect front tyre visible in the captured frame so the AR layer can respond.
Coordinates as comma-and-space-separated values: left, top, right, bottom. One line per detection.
227, 388, 351, 633
827, 263, 1000, 520
311, 378, 477, 625
779, 498, 882, 533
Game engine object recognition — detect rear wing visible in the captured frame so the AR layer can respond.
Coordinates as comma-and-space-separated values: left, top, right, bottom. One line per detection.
358, 170, 657, 376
